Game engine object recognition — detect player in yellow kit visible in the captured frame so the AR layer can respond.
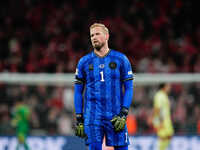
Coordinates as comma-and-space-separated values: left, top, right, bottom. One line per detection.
152, 83, 174, 150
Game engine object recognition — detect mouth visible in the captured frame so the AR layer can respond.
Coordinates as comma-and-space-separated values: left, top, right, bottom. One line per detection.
93, 40, 98, 43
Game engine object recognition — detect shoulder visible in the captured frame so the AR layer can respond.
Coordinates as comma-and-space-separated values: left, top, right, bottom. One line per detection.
154, 91, 165, 101
110, 49, 126, 57
78, 52, 94, 65
110, 49, 129, 61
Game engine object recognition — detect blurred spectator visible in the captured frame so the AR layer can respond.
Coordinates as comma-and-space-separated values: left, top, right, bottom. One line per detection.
126, 109, 137, 135
0, 104, 13, 135
57, 112, 73, 135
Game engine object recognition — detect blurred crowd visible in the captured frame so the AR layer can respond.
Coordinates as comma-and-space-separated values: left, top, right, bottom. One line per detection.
0, 0, 200, 73
0, 84, 75, 135
0, 0, 200, 136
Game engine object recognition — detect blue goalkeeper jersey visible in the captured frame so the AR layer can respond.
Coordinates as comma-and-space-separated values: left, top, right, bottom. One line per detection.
75, 49, 133, 125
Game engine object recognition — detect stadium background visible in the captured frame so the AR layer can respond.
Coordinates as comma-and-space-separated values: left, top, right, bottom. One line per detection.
0, 0, 200, 150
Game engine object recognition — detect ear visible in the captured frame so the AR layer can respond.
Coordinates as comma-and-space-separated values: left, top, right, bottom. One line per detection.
106, 33, 109, 41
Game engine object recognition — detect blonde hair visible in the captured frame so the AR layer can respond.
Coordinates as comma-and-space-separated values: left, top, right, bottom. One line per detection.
90, 23, 109, 34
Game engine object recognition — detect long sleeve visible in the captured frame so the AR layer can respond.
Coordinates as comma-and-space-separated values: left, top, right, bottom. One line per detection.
122, 79, 133, 109
74, 83, 84, 114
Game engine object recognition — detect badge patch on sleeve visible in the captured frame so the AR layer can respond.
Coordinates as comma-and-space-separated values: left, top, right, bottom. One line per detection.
75, 68, 78, 75
109, 62, 117, 69
128, 70, 133, 75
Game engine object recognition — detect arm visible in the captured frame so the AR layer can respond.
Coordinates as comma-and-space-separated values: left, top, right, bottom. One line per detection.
111, 80, 133, 132
111, 55, 134, 132
122, 79, 133, 109
11, 114, 19, 127
152, 94, 164, 130
74, 83, 86, 138
74, 83, 84, 115
74, 59, 86, 138
74, 58, 85, 115
120, 54, 134, 112
153, 107, 164, 132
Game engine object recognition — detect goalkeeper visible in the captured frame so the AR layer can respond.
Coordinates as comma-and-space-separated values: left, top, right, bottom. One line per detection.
11, 98, 31, 150
74, 23, 134, 150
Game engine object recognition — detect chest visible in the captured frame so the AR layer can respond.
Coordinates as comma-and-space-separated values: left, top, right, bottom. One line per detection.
83, 58, 121, 81
162, 97, 170, 110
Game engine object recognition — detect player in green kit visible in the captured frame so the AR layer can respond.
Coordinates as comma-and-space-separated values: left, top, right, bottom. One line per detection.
11, 98, 31, 150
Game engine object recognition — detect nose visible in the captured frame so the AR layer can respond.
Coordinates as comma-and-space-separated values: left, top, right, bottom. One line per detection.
91, 36, 97, 42
92, 35, 96, 39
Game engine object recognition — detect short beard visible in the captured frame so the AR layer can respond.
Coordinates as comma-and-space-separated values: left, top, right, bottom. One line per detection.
93, 43, 104, 51
95, 45, 101, 51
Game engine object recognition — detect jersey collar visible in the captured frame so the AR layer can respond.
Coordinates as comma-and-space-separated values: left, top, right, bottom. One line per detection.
94, 49, 111, 58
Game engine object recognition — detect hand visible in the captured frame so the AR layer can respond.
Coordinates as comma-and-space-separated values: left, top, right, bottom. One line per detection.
111, 116, 126, 132
75, 123, 86, 137
111, 107, 128, 132
75, 114, 86, 138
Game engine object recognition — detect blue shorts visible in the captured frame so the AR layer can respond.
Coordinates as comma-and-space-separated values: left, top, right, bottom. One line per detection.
84, 119, 130, 146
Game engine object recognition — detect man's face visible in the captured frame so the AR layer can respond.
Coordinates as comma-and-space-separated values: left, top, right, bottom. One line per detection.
165, 84, 171, 94
90, 27, 108, 51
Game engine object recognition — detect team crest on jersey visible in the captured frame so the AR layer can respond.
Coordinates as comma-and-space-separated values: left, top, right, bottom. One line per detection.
89, 64, 93, 70
99, 64, 104, 68
109, 62, 117, 69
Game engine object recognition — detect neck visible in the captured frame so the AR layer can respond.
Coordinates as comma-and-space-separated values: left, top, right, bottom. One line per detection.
94, 46, 109, 57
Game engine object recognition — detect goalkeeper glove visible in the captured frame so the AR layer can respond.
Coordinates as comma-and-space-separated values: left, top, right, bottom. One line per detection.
75, 114, 86, 138
111, 107, 129, 132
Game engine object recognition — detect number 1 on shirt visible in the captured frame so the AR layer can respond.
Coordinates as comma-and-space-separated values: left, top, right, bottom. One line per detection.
100, 71, 105, 82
